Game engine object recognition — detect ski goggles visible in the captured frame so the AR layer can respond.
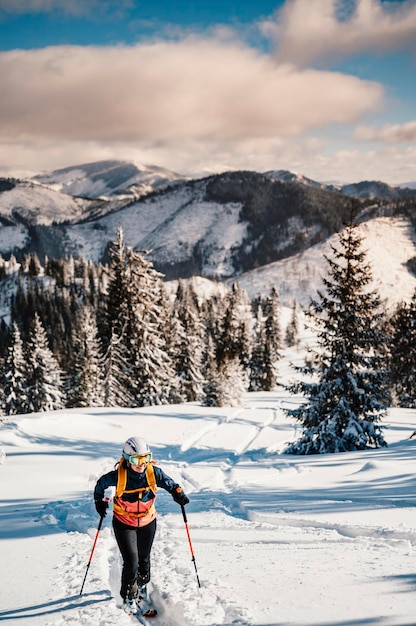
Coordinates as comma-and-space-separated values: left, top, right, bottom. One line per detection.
123, 452, 152, 466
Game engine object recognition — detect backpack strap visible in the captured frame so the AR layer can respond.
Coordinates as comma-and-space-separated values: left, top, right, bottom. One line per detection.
115, 458, 157, 498
145, 461, 157, 494
115, 457, 127, 498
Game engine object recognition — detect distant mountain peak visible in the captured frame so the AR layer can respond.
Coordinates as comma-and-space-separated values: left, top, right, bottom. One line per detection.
32, 159, 188, 200
264, 169, 336, 191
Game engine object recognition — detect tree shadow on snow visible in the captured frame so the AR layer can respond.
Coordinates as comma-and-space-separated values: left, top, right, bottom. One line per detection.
381, 572, 416, 592
306, 617, 412, 626
0, 590, 110, 621
0, 493, 106, 539
221, 617, 414, 626
4, 436, 120, 460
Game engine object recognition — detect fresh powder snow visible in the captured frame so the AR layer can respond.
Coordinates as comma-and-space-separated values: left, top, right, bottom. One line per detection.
1, 335, 416, 626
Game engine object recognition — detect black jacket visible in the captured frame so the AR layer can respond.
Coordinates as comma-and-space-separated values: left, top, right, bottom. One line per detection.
94, 460, 180, 505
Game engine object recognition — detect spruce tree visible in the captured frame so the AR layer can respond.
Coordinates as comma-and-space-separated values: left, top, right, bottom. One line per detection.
207, 354, 247, 407
203, 284, 250, 406
103, 227, 131, 342
160, 301, 186, 404
249, 304, 267, 391
285, 213, 389, 454
126, 248, 177, 406
25, 313, 66, 412
68, 307, 105, 408
285, 299, 300, 348
388, 291, 416, 407
2, 322, 29, 415
249, 288, 281, 391
262, 287, 281, 390
201, 333, 220, 407
173, 281, 205, 402
103, 230, 178, 407
217, 284, 251, 374
102, 327, 134, 407
100, 227, 141, 405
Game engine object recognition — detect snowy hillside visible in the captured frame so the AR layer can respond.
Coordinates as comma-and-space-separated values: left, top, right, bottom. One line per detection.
265, 170, 416, 200
33, 160, 187, 200
264, 169, 338, 192
1, 358, 416, 625
341, 181, 410, 200
66, 181, 248, 277
233, 216, 416, 308
0, 179, 94, 226
32, 160, 416, 202
34, 170, 407, 282
0, 213, 414, 314
0, 162, 414, 308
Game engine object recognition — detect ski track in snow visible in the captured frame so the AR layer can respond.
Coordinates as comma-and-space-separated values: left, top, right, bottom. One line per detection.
165, 403, 416, 624
2, 397, 416, 625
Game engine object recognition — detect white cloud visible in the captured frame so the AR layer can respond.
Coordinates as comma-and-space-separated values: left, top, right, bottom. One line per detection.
354, 120, 416, 143
2, 4, 413, 185
299, 143, 416, 185
262, 0, 416, 66
2, 130, 415, 187
0, 39, 383, 145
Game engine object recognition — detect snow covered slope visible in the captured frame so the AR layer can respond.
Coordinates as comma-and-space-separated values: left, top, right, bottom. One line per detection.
0, 211, 414, 313
33, 160, 187, 199
66, 181, 248, 277
1, 384, 416, 626
0, 179, 94, 226
0, 164, 415, 309
265, 169, 416, 199
48, 172, 415, 287
233, 216, 416, 308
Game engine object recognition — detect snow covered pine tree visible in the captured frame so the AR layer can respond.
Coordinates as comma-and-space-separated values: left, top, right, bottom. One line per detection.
285, 209, 389, 454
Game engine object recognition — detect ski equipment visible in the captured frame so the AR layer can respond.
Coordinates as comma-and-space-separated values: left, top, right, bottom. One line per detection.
123, 437, 152, 466
79, 497, 110, 596
123, 597, 138, 615
116, 459, 157, 497
137, 585, 158, 619
173, 486, 189, 506
181, 503, 201, 588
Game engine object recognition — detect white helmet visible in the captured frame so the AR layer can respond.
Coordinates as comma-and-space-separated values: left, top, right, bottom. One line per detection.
122, 436, 152, 466
123, 436, 150, 456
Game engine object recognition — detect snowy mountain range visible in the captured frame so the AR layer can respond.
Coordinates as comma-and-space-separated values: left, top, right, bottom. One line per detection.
266, 169, 416, 199
29, 160, 416, 201
33, 160, 188, 200
0, 160, 415, 307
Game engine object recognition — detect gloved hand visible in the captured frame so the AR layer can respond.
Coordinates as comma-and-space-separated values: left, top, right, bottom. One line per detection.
172, 487, 189, 506
95, 499, 109, 517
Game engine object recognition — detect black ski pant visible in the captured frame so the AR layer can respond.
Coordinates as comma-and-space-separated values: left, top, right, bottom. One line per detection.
113, 516, 157, 599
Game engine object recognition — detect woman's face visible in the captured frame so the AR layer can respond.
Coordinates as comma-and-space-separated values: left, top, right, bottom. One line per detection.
130, 461, 147, 473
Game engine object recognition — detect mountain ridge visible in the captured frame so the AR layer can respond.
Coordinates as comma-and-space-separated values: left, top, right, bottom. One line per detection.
32, 159, 188, 200
0, 160, 415, 308
30, 160, 416, 202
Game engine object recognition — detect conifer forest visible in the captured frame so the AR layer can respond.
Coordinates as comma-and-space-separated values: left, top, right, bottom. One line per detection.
0, 222, 415, 454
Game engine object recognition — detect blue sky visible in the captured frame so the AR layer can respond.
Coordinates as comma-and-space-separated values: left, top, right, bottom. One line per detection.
0, 1, 281, 49
0, 0, 415, 184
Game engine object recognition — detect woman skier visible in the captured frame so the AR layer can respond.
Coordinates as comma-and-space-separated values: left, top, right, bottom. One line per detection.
94, 436, 189, 615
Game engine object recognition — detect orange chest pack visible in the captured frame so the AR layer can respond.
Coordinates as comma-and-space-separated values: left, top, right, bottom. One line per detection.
113, 460, 158, 519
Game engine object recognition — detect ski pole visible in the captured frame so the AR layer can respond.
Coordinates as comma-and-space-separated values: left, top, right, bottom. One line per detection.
79, 497, 110, 596
181, 504, 201, 588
